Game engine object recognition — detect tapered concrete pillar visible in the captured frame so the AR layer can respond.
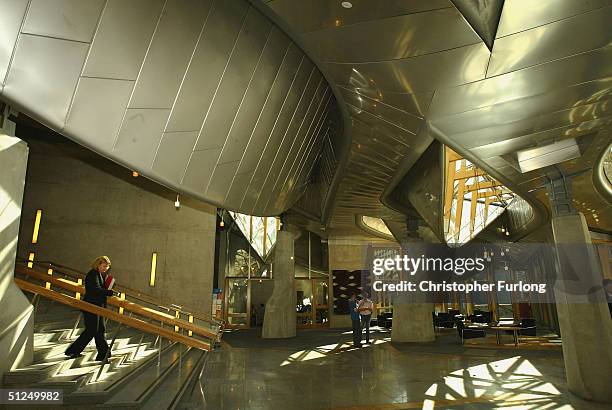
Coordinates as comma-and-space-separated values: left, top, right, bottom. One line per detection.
391, 303, 435, 342
262, 230, 296, 338
0, 134, 34, 382
391, 222, 435, 343
552, 213, 612, 403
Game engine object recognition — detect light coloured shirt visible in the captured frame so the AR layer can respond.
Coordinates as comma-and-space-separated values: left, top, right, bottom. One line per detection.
358, 299, 373, 316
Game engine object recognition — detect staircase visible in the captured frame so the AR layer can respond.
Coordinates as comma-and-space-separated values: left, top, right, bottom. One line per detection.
6, 260, 224, 408
4, 298, 208, 408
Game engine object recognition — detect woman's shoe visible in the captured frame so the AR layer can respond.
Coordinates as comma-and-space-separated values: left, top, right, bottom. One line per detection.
95, 353, 109, 362
65, 352, 82, 359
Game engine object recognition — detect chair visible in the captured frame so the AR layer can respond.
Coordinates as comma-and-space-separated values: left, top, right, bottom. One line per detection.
519, 318, 536, 336
377, 312, 393, 328
433, 312, 455, 329
456, 321, 486, 344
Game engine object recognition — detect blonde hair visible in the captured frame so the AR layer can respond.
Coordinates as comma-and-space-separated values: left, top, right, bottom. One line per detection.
91, 255, 111, 270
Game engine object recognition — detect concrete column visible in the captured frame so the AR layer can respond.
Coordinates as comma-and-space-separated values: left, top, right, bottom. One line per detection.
262, 230, 296, 338
391, 303, 435, 342
391, 225, 435, 343
0, 134, 34, 382
551, 213, 612, 403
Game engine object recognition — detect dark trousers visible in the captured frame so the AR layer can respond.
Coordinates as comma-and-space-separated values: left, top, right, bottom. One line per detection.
361, 314, 371, 343
66, 311, 108, 358
351, 318, 361, 346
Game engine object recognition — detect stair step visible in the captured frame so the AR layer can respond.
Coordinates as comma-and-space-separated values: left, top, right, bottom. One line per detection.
142, 349, 205, 410
102, 343, 184, 406
64, 341, 164, 405
3, 361, 64, 385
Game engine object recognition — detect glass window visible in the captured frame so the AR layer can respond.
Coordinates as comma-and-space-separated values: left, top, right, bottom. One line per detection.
229, 211, 279, 259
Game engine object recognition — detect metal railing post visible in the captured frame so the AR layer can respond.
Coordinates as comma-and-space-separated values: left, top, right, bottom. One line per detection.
133, 333, 144, 362
68, 313, 81, 340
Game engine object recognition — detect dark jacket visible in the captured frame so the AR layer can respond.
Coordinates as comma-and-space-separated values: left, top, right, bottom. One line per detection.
83, 269, 113, 307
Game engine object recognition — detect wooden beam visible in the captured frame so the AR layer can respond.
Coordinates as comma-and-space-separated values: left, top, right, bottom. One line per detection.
454, 168, 486, 180
465, 180, 503, 192
484, 197, 492, 221
476, 188, 513, 199
443, 158, 456, 221
454, 178, 466, 241
469, 192, 478, 233
445, 147, 463, 163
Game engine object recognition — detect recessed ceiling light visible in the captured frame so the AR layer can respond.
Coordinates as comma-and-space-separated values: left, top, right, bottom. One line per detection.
341, 1, 353, 9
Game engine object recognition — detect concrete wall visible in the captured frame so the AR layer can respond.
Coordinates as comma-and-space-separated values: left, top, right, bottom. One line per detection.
328, 237, 370, 328
0, 134, 34, 384
17, 141, 217, 317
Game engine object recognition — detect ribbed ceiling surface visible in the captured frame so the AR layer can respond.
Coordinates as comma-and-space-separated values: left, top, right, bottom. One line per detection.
263, 0, 612, 234
0, 0, 334, 216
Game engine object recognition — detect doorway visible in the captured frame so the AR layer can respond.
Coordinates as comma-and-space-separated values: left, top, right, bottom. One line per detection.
296, 278, 329, 328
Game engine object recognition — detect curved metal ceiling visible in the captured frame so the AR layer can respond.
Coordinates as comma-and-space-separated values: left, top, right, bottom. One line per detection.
0, 0, 335, 216
260, 0, 612, 235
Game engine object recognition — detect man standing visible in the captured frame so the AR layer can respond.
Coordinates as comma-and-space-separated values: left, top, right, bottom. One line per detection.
358, 292, 374, 344
349, 293, 361, 347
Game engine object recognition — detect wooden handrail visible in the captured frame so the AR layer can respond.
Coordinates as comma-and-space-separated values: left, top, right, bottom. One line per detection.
15, 279, 210, 351
15, 265, 218, 341
16, 260, 223, 326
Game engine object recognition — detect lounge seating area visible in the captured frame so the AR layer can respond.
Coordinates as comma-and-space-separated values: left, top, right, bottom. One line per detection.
430, 309, 541, 347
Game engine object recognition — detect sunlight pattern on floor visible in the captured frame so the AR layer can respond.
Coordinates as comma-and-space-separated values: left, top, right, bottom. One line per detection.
423, 356, 566, 409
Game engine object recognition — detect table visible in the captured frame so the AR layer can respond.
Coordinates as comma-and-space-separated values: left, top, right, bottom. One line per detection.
490, 325, 522, 347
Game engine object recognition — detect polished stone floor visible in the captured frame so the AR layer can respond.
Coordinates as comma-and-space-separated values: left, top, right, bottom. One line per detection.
180, 327, 609, 410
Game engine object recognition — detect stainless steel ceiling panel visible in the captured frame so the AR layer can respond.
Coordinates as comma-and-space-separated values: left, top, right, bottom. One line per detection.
303, 8, 479, 63
233, 46, 304, 175
165, 0, 249, 132
326, 43, 490, 93
238, 61, 314, 209
266, 0, 452, 33
347, 105, 413, 148
204, 161, 240, 204
65, 77, 133, 152
0, 0, 336, 216
336, 85, 432, 118
226, 49, 305, 208
194, 8, 272, 151
3, 34, 88, 128
496, 0, 611, 38
181, 147, 222, 192
224, 171, 253, 207
267, 84, 329, 197
128, 0, 211, 109
488, 7, 612, 77
82, 0, 164, 80
251, 74, 324, 212
429, 46, 612, 118
338, 87, 421, 133
290, 126, 329, 195
152, 131, 199, 184
470, 122, 603, 158
216, 28, 290, 164
0, 0, 28, 87
452, 99, 611, 149
433, 79, 612, 137
23, 0, 105, 43
266, 91, 331, 212
112, 108, 170, 170
285, 97, 332, 185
